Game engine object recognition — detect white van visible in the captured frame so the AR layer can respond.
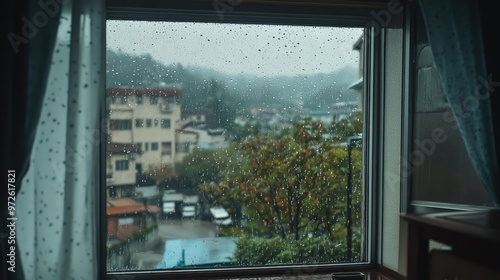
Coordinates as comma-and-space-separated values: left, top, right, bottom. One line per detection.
162, 201, 176, 215
209, 206, 232, 226
182, 205, 196, 218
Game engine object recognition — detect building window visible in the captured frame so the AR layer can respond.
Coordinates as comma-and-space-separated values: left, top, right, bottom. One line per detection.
109, 119, 132, 130
144, 143, 149, 151
150, 95, 158, 105
115, 160, 129, 171
164, 96, 175, 104
120, 95, 127, 104
409, 7, 495, 209
146, 119, 152, 127
136, 94, 143, 104
154, 118, 159, 127
135, 118, 144, 128
110, 95, 116, 104
151, 142, 158, 150
136, 142, 142, 150
118, 217, 135, 226
175, 143, 190, 153
161, 119, 171, 129
161, 142, 172, 155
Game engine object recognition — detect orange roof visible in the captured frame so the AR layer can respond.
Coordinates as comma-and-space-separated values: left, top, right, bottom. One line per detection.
107, 197, 146, 216
146, 205, 161, 214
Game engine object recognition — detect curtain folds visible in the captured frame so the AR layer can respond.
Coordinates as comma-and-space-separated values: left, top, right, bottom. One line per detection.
419, 0, 500, 205
17, 0, 105, 279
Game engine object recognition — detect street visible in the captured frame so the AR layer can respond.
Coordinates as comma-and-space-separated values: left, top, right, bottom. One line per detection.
158, 218, 219, 240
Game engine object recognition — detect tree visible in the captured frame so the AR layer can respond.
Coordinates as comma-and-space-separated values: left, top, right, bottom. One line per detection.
329, 111, 363, 142
143, 163, 175, 185
206, 79, 236, 130
177, 148, 231, 187
201, 118, 362, 241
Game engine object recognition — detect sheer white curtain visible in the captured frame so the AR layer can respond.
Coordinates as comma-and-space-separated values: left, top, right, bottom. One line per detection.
17, 0, 105, 279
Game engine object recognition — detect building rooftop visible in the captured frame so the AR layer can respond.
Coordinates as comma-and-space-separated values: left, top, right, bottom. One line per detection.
107, 197, 146, 216
107, 88, 181, 97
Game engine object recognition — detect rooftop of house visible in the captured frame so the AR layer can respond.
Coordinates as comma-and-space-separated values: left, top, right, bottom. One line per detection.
107, 87, 181, 97
107, 197, 146, 216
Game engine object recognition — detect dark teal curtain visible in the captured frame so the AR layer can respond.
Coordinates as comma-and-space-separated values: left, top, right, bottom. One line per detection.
1, 1, 61, 279
419, 0, 500, 205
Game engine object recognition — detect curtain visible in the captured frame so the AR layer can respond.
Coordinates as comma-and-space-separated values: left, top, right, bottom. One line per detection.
17, 0, 105, 279
419, 0, 500, 205
3, 0, 59, 279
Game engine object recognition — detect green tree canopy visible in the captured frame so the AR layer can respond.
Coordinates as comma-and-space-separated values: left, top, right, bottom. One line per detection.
201, 118, 362, 242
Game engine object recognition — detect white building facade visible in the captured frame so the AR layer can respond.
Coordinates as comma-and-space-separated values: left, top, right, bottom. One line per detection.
106, 88, 196, 197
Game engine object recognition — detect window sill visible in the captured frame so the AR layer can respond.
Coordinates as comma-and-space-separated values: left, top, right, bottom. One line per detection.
107, 268, 404, 280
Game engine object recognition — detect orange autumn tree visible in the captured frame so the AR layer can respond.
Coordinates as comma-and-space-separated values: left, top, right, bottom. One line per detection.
201, 118, 362, 241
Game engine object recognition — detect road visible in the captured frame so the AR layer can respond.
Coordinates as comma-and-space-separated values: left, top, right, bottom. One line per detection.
158, 218, 219, 240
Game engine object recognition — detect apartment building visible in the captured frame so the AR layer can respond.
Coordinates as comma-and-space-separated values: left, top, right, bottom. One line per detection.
106, 88, 198, 197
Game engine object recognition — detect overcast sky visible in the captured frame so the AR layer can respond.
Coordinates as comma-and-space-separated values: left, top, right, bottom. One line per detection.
107, 21, 363, 77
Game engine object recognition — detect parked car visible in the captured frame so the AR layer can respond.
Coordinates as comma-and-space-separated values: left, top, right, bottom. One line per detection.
209, 205, 232, 226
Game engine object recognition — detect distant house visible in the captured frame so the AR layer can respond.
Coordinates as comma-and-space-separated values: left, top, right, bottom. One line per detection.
107, 197, 160, 240
106, 197, 147, 240
174, 129, 198, 163
106, 143, 141, 198
180, 109, 210, 127
349, 35, 364, 111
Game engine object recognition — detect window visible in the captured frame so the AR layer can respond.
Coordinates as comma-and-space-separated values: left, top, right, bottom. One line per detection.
164, 96, 175, 104
150, 95, 158, 104
136, 142, 142, 150
136, 94, 143, 104
144, 142, 148, 151
115, 160, 129, 171
408, 6, 495, 210
175, 143, 190, 153
109, 119, 131, 130
160, 119, 170, 129
135, 118, 144, 128
105, 2, 383, 276
120, 95, 127, 104
151, 142, 158, 150
118, 217, 135, 226
146, 118, 152, 127
161, 142, 172, 155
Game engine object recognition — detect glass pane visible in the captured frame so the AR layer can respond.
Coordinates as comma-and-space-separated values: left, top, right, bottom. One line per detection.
106, 21, 365, 271
410, 8, 494, 206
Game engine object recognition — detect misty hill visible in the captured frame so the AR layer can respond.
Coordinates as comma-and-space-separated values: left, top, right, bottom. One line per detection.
106, 49, 359, 112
